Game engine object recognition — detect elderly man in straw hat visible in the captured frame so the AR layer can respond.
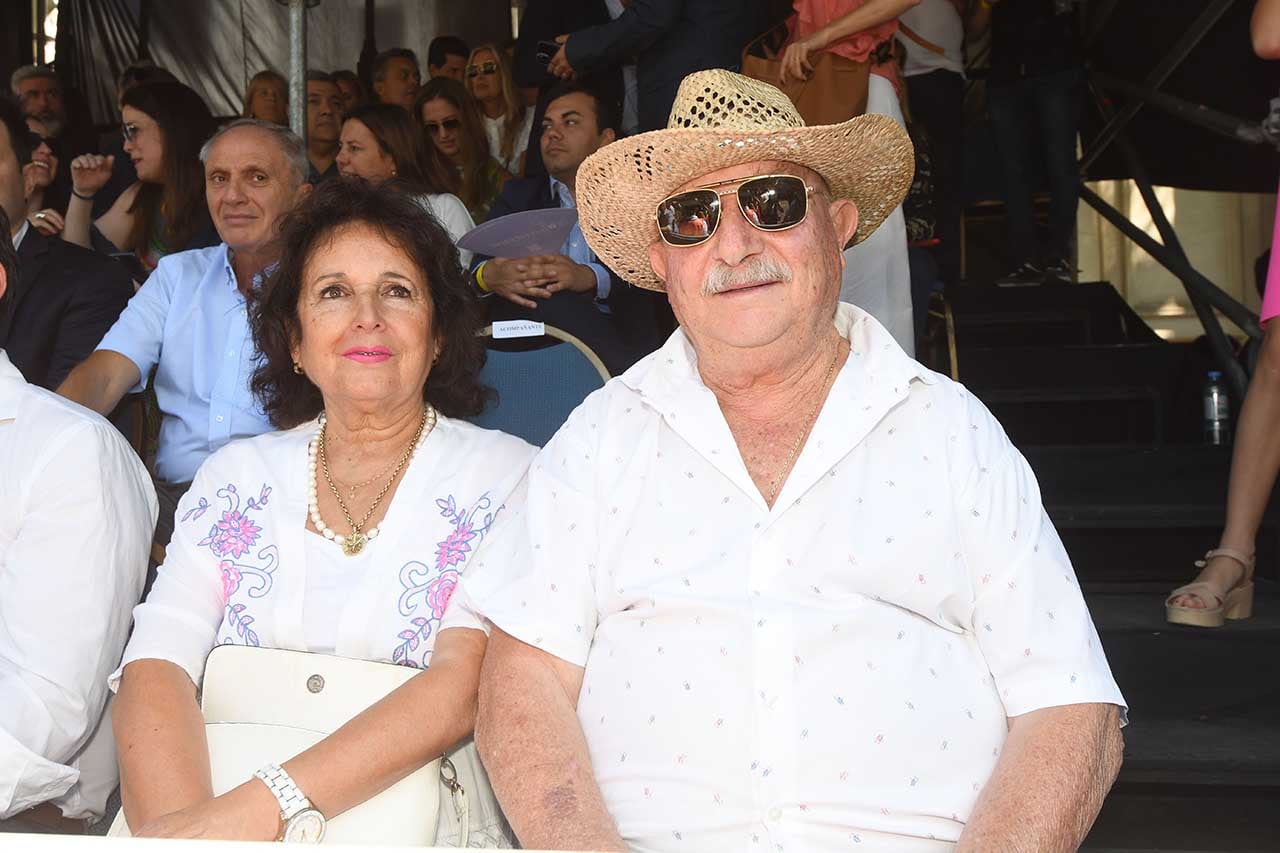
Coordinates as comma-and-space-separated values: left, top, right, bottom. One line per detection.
462, 70, 1126, 852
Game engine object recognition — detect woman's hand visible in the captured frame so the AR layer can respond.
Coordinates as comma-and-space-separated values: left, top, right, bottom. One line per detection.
779, 37, 818, 85
70, 153, 115, 198
28, 209, 64, 236
133, 781, 280, 841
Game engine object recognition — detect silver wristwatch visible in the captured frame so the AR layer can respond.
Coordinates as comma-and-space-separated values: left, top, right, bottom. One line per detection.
254, 763, 326, 843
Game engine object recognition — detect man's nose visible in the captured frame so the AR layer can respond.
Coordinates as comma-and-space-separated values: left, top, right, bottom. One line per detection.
711, 196, 766, 267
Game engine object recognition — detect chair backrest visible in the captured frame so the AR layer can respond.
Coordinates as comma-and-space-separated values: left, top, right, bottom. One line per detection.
470, 324, 610, 447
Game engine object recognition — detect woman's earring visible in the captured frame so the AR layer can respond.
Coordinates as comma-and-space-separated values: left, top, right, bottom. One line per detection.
293, 362, 305, 375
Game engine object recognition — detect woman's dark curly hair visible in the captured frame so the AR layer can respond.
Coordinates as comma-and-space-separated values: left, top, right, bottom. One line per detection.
250, 177, 490, 428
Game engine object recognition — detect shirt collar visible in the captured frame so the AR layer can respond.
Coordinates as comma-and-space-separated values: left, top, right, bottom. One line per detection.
619, 302, 935, 510
0, 350, 25, 421
11, 219, 30, 252
549, 176, 576, 209
222, 243, 276, 292
623, 302, 933, 408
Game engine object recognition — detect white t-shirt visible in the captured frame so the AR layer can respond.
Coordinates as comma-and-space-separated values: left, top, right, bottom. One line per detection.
898, 0, 966, 78
483, 110, 534, 175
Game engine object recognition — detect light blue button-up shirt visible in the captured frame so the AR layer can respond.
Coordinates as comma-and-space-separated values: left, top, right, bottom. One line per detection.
97, 243, 274, 484
550, 176, 612, 307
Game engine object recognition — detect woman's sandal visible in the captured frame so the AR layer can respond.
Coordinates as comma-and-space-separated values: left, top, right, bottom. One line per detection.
1165, 547, 1256, 628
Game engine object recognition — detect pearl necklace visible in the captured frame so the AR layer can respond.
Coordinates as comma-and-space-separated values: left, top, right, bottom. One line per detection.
307, 407, 437, 555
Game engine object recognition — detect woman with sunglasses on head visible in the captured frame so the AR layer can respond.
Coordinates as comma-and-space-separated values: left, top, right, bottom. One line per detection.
63, 81, 219, 276
414, 79, 511, 222
336, 103, 476, 268
464, 43, 533, 176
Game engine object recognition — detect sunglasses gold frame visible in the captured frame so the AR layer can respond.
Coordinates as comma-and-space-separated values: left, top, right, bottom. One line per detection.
465, 61, 498, 78
654, 174, 816, 247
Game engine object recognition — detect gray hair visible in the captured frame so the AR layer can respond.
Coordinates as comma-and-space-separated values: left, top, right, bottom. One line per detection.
10, 64, 57, 96
199, 118, 309, 188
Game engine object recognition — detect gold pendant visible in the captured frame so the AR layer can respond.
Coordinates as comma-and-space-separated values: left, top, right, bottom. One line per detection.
342, 531, 367, 556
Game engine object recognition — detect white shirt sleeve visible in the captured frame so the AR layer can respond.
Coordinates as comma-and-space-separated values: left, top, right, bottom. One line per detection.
459, 404, 602, 668
954, 392, 1127, 721
110, 458, 234, 693
0, 420, 156, 818
422, 193, 476, 271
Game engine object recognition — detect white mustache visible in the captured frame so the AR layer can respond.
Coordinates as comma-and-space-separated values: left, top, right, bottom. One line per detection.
702, 256, 793, 296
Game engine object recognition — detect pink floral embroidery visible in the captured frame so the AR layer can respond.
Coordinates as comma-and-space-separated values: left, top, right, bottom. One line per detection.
434, 522, 475, 571
208, 510, 262, 558
220, 561, 242, 604
425, 571, 459, 619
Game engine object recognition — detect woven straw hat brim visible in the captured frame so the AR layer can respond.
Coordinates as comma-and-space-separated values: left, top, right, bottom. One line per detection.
575, 112, 915, 292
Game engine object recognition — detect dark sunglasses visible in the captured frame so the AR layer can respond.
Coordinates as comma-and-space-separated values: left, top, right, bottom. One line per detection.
465, 61, 498, 78
424, 118, 462, 136
121, 121, 143, 143
655, 174, 815, 247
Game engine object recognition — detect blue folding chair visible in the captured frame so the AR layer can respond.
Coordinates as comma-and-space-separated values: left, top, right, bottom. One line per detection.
470, 324, 610, 447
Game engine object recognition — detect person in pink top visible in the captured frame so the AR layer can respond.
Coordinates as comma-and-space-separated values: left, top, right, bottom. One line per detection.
779, 0, 922, 93
1166, 0, 1280, 626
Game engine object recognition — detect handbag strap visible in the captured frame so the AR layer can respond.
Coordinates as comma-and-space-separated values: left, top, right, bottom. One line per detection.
440, 755, 469, 848
898, 22, 947, 56
742, 21, 789, 62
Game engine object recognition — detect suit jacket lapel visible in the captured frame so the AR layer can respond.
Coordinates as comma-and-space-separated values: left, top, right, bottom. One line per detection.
0, 230, 50, 345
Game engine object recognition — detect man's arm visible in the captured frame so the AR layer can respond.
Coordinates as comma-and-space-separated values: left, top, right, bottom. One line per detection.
45, 261, 134, 390
957, 703, 1124, 852
475, 628, 626, 852
563, 0, 683, 75
0, 421, 155, 818
56, 349, 142, 416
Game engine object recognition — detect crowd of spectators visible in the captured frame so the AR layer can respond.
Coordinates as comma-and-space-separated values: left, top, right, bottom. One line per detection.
0, 0, 1116, 842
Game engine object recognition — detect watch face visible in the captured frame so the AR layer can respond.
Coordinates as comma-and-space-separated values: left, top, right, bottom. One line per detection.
284, 809, 326, 843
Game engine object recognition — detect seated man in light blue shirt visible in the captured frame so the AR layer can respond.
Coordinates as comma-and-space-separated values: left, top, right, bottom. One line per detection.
471, 81, 661, 374
58, 119, 311, 551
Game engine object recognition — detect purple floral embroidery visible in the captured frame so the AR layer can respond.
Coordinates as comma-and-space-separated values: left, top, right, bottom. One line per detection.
391, 492, 499, 668
186, 483, 278, 648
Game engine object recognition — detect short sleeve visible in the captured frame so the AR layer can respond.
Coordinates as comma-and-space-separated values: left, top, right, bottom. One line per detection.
954, 396, 1127, 721
109, 458, 230, 692
459, 406, 602, 668
95, 264, 173, 394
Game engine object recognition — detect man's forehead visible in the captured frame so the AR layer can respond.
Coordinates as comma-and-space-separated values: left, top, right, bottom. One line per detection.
18, 77, 57, 93
676, 160, 822, 192
308, 81, 340, 96
207, 128, 287, 172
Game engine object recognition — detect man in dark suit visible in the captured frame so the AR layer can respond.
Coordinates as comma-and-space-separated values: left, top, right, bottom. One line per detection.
473, 82, 662, 375
513, 0, 623, 179
0, 100, 131, 391
548, 0, 768, 132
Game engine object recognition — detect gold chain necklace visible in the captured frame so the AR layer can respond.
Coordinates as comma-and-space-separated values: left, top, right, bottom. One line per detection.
764, 340, 843, 506
313, 408, 434, 556
332, 461, 396, 499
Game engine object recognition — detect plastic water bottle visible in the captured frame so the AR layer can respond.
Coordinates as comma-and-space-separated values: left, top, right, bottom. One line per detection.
1203, 371, 1230, 446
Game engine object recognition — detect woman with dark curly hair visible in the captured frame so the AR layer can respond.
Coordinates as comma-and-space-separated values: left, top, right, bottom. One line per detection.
109, 178, 530, 845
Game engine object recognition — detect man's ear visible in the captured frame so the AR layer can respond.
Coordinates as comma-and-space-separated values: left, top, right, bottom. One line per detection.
647, 240, 668, 286
296, 181, 314, 203
830, 198, 859, 248
598, 127, 616, 148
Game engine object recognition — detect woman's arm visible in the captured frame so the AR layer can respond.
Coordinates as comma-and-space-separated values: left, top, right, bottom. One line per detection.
113, 659, 215, 829
781, 0, 923, 83
1253, 0, 1280, 59
132, 627, 488, 840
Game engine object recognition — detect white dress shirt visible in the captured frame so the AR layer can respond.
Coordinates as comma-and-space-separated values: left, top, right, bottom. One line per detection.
483, 111, 535, 175
0, 350, 157, 820
416, 192, 476, 270
462, 304, 1126, 852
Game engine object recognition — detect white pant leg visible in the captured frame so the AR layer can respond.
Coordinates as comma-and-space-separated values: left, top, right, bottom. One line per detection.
841, 74, 915, 357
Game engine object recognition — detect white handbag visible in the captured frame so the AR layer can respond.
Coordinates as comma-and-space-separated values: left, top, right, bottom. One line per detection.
108, 645, 504, 846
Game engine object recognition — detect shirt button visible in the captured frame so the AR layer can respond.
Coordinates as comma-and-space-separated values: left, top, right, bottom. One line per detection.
215, 415, 225, 423
768, 807, 782, 822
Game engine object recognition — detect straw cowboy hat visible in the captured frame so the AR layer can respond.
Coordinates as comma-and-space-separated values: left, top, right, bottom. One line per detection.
575, 68, 915, 292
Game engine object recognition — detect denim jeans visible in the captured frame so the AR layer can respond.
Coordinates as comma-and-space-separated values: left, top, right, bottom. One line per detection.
987, 65, 1085, 266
